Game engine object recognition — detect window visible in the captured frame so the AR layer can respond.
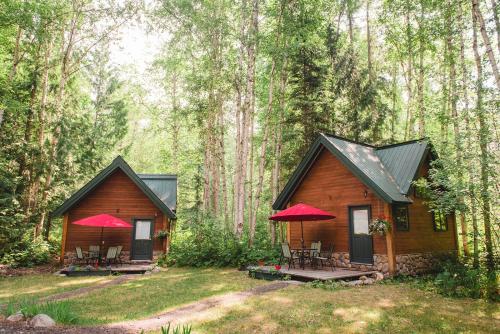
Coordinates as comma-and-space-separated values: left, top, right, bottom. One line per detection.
352, 208, 369, 235
432, 211, 448, 232
393, 204, 409, 231
135, 220, 152, 240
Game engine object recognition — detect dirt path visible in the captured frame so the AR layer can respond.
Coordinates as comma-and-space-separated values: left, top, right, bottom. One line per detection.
107, 281, 300, 332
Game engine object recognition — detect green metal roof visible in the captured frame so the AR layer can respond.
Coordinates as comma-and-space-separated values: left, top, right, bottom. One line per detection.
272, 134, 431, 210
138, 174, 177, 211
52, 156, 177, 219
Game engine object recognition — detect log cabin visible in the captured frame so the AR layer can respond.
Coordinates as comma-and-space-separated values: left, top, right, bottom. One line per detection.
53, 156, 177, 264
273, 133, 458, 275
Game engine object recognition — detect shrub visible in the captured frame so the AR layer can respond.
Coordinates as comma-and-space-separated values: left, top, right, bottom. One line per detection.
1, 237, 55, 268
164, 216, 280, 268
434, 260, 490, 299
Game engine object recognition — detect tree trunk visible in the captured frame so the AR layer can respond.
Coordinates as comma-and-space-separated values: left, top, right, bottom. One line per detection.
472, 0, 500, 90
472, 3, 495, 291
404, 9, 414, 140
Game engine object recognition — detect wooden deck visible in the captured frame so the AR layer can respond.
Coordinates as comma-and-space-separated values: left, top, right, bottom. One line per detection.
258, 266, 378, 281
61, 264, 154, 276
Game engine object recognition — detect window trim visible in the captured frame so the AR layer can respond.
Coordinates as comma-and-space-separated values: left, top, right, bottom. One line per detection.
432, 210, 448, 232
393, 204, 410, 232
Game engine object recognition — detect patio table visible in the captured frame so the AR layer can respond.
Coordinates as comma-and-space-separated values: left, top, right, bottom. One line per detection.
292, 248, 318, 269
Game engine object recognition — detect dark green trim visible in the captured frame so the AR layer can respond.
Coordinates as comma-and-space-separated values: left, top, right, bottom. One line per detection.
51, 156, 176, 219
272, 134, 410, 210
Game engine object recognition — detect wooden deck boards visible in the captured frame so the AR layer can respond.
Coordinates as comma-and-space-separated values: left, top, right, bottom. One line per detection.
259, 266, 377, 281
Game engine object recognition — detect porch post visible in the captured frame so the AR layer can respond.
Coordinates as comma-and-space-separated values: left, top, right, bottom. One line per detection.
384, 203, 396, 275
162, 214, 168, 254
60, 213, 69, 265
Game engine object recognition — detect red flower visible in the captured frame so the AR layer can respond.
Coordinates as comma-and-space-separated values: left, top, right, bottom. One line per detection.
275, 265, 281, 270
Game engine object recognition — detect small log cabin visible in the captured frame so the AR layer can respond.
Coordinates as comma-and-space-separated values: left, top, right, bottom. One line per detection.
53, 156, 177, 264
273, 134, 458, 275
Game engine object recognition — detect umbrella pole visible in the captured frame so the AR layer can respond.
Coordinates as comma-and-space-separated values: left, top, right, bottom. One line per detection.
99, 227, 104, 265
301, 221, 304, 249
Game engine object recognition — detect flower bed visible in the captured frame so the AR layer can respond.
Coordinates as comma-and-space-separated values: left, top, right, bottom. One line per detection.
248, 266, 285, 281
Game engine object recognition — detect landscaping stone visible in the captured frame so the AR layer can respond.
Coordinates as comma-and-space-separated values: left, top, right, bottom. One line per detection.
359, 275, 367, 281
363, 278, 374, 285
7, 311, 24, 322
30, 314, 55, 327
373, 272, 384, 281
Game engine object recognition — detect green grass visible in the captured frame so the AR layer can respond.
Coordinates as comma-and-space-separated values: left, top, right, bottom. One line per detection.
4, 299, 80, 324
196, 283, 500, 333
0, 274, 114, 305
62, 267, 267, 325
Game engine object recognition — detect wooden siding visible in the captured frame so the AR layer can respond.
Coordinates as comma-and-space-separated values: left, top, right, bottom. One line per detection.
289, 149, 387, 254
64, 169, 167, 256
393, 158, 458, 254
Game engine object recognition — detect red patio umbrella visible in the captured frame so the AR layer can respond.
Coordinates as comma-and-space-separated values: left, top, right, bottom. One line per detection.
269, 203, 336, 248
72, 214, 133, 261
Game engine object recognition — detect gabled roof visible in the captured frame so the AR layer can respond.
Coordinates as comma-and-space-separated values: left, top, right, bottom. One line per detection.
52, 156, 177, 219
272, 134, 432, 210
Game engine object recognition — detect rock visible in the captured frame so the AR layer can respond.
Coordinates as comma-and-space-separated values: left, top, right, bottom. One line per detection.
7, 312, 24, 322
0, 314, 6, 321
363, 278, 375, 285
346, 280, 363, 286
359, 275, 367, 281
152, 267, 161, 273
373, 272, 384, 281
30, 314, 55, 327
382, 263, 389, 272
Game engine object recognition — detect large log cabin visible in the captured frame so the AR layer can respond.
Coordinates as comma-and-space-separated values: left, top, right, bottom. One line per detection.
273, 134, 458, 275
53, 156, 177, 264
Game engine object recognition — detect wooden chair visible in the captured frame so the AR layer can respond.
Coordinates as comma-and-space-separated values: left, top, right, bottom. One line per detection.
281, 243, 300, 269
74, 247, 88, 265
89, 245, 100, 261
115, 245, 124, 266
316, 244, 336, 271
105, 247, 118, 266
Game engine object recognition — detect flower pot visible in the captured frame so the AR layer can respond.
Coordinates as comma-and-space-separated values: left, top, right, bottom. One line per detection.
257, 260, 265, 266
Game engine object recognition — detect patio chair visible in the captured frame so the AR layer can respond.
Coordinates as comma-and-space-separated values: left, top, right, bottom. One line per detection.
115, 245, 124, 266
281, 242, 300, 269
89, 245, 100, 261
310, 241, 322, 268
316, 244, 336, 271
74, 247, 88, 265
105, 246, 118, 266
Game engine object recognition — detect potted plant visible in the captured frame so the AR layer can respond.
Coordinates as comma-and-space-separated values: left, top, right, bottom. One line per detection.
369, 216, 391, 236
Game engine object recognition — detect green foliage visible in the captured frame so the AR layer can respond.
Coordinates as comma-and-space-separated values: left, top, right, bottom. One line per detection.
434, 260, 494, 300
166, 216, 280, 268
4, 299, 80, 325
160, 323, 192, 334
1, 237, 57, 268
384, 259, 497, 301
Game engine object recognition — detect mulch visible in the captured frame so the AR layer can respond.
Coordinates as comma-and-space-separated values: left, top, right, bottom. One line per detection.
0, 264, 60, 278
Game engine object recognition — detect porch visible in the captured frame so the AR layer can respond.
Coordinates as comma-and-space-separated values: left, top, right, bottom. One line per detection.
60, 263, 155, 276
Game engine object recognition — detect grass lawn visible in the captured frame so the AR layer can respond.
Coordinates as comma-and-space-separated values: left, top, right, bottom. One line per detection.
0, 274, 114, 305
196, 282, 500, 334
62, 267, 267, 325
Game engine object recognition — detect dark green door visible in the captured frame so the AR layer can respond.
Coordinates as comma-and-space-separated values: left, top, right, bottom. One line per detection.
349, 206, 373, 264
131, 219, 154, 260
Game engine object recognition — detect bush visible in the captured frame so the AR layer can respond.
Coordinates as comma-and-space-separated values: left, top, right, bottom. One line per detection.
434, 260, 490, 299
1, 237, 56, 268
164, 216, 280, 268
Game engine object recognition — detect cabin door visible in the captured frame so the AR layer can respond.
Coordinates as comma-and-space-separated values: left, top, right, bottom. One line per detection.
131, 219, 154, 260
348, 206, 373, 264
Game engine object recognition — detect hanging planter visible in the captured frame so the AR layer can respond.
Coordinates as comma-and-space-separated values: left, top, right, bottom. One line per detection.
155, 230, 169, 240
369, 216, 391, 236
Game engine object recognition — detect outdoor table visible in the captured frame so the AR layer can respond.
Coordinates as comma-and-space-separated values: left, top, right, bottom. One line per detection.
292, 248, 317, 269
